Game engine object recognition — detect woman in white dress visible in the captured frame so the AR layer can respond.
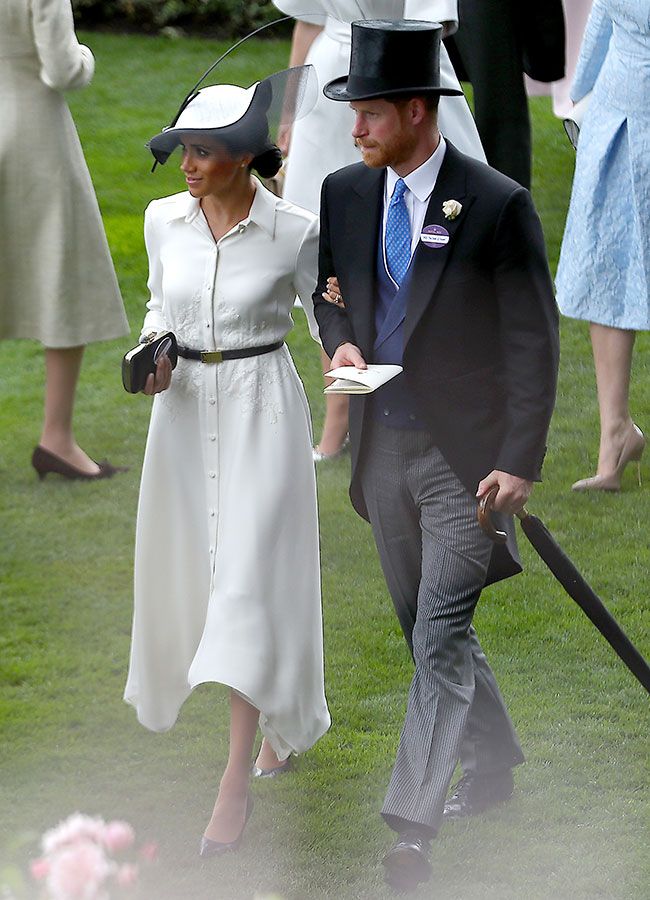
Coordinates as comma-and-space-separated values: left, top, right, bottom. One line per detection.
272, 0, 485, 460
0, 0, 129, 479
124, 68, 330, 856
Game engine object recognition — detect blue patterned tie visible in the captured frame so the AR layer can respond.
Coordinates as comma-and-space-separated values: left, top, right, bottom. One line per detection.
385, 178, 411, 286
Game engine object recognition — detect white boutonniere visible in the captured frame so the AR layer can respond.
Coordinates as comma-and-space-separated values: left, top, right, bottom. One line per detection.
442, 199, 462, 220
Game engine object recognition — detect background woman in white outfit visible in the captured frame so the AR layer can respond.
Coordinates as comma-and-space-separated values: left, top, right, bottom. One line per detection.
272, 0, 485, 459
124, 69, 330, 857
0, 0, 129, 479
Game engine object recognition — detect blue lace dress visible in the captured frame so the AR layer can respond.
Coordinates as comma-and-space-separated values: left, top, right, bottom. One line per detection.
555, 0, 650, 329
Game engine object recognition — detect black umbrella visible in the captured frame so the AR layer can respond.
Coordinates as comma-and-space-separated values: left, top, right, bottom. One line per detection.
478, 486, 650, 694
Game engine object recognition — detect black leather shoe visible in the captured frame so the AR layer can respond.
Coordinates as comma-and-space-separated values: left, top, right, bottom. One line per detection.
199, 795, 254, 858
443, 769, 514, 819
382, 831, 432, 892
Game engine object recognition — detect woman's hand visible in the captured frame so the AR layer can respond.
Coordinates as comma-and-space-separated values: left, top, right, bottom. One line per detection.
323, 276, 345, 308
142, 354, 173, 395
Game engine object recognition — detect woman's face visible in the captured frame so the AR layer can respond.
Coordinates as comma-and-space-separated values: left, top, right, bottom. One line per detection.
179, 138, 250, 197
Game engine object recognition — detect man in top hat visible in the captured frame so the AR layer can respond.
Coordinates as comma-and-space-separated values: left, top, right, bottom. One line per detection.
312, 19, 559, 891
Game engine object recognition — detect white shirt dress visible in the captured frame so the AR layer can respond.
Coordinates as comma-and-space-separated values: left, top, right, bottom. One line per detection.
124, 185, 331, 759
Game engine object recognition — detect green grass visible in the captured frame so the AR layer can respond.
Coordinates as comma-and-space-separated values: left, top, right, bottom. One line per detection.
1, 31, 649, 900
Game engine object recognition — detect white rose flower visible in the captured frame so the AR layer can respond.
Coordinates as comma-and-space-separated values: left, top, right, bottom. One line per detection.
442, 199, 462, 220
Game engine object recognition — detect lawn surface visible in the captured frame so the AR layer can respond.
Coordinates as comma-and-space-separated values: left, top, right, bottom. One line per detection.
1, 32, 648, 900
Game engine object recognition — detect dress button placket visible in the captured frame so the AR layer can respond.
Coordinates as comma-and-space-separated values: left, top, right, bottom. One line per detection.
205, 245, 220, 589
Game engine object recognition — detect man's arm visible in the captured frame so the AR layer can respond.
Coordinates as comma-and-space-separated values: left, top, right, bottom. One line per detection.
481, 187, 560, 512
312, 176, 357, 359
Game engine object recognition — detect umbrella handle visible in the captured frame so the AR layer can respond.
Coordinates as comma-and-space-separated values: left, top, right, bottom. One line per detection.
477, 485, 508, 544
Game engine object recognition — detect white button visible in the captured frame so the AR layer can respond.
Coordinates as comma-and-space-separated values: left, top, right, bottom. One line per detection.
209, 509, 215, 517
383, 408, 390, 416
209, 434, 216, 442
208, 471, 216, 479
409, 414, 416, 421
208, 397, 216, 405
206, 322, 211, 329
210, 546, 215, 554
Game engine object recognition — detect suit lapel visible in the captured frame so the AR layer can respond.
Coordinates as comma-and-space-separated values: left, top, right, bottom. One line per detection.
403, 143, 475, 347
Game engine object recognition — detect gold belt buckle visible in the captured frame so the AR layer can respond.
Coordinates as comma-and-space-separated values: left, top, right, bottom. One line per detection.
200, 350, 223, 363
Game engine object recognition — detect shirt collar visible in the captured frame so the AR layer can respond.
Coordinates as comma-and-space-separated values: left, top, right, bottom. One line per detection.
166, 181, 277, 238
386, 135, 447, 203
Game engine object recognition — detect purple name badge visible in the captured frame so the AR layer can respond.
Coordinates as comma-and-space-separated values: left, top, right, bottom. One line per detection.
420, 224, 450, 249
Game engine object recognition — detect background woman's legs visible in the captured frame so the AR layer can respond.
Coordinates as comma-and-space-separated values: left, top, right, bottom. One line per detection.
204, 690, 258, 844
590, 323, 637, 474
40, 346, 100, 476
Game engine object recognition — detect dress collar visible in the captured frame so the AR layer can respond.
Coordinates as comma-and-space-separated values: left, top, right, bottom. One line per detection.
166, 181, 277, 238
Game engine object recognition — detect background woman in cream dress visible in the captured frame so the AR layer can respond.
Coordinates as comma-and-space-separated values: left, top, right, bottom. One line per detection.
124, 73, 330, 855
272, 0, 485, 460
0, 0, 129, 479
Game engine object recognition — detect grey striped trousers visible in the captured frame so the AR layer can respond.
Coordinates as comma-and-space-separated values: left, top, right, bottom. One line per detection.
359, 421, 524, 835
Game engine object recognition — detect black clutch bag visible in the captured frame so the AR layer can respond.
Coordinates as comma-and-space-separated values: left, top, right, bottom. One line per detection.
122, 330, 178, 393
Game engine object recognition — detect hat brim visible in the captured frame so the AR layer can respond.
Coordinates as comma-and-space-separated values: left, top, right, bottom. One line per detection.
323, 76, 463, 101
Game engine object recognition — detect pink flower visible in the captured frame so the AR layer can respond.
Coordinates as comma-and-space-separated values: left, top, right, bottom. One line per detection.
138, 841, 158, 863
116, 863, 139, 888
46, 839, 112, 900
102, 821, 135, 854
42, 814, 106, 856
30, 857, 50, 880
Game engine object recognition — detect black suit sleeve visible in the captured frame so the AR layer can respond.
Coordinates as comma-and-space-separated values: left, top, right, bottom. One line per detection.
312, 175, 356, 359
491, 187, 559, 480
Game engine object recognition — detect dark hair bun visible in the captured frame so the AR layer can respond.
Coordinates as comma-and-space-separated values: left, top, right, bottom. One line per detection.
251, 145, 283, 179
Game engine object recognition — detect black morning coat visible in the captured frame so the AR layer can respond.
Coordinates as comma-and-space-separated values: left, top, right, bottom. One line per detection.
313, 141, 560, 587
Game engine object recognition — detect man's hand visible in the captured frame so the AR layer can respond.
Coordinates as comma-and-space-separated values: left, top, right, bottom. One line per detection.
476, 470, 532, 515
330, 342, 367, 370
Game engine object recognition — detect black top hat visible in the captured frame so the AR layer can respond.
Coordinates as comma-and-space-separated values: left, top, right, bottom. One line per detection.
324, 19, 463, 102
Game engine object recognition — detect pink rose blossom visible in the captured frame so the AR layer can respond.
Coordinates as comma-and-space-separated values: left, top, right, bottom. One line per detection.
102, 821, 135, 854
30, 857, 50, 880
138, 841, 158, 863
42, 814, 106, 855
46, 839, 112, 900
116, 863, 139, 888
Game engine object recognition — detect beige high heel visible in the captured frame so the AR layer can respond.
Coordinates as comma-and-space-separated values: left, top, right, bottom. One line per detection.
572, 424, 646, 492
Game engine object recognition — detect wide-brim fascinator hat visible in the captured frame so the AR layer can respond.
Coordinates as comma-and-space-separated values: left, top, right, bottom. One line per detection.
324, 19, 463, 101
148, 65, 317, 167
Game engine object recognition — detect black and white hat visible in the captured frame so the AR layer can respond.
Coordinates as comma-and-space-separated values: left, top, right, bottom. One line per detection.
148, 65, 317, 166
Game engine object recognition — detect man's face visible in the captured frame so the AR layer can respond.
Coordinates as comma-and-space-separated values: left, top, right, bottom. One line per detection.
350, 98, 418, 169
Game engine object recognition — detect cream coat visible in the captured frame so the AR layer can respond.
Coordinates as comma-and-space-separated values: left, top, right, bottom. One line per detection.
124, 186, 330, 757
0, 0, 128, 346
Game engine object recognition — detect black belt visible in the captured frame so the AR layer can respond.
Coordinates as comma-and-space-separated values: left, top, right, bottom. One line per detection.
176, 341, 283, 363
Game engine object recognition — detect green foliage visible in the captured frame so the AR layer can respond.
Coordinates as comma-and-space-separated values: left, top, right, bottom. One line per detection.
1, 30, 649, 900
71, 0, 287, 36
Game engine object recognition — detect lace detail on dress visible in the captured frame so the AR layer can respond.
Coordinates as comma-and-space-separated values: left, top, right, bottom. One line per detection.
221, 355, 291, 424
158, 294, 204, 420
216, 304, 269, 347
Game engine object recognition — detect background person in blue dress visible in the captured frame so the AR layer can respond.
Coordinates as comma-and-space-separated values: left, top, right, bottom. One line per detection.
556, 0, 649, 492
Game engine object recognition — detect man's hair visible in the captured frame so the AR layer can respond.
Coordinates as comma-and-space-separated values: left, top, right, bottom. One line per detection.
388, 94, 440, 115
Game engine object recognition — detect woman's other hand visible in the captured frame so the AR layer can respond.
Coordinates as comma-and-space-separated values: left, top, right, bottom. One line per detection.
323, 276, 345, 308
142, 354, 173, 395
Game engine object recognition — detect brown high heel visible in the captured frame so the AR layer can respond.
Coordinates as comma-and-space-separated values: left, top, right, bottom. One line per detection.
571, 424, 646, 492
31, 445, 129, 481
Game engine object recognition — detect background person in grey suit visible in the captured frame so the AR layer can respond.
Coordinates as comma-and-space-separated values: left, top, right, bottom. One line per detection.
313, 20, 559, 891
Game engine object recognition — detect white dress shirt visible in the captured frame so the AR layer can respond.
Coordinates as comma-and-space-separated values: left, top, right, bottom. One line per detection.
383, 135, 447, 279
